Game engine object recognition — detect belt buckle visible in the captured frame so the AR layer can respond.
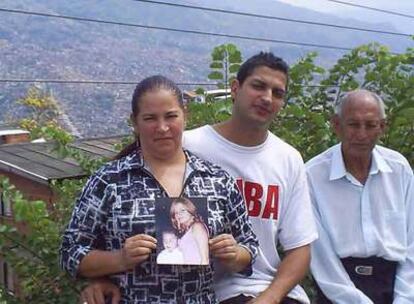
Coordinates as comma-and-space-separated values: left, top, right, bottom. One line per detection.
355, 265, 373, 276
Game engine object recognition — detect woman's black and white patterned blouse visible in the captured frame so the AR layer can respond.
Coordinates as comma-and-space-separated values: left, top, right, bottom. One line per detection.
60, 149, 258, 304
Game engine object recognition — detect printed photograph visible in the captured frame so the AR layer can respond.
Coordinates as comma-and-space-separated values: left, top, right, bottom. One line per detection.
155, 197, 209, 265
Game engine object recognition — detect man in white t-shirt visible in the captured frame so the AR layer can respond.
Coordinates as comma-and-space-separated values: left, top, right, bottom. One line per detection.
183, 52, 317, 304
80, 52, 318, 304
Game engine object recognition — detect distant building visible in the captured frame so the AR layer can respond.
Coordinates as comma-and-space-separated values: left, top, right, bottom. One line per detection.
0, 135, 123, 296
204, 88, 231, 101
0, 129, 30, 145
183, 90, 198, 104
185, 89, 231, 104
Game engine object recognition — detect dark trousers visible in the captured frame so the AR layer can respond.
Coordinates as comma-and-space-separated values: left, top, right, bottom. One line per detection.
220, 294, 301, 304
316, 256, 397, 304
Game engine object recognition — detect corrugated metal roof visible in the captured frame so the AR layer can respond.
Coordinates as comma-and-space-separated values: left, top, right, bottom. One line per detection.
0, 135, 126, 184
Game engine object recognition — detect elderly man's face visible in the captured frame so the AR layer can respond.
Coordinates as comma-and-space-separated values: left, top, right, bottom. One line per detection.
333, 95, 385, 159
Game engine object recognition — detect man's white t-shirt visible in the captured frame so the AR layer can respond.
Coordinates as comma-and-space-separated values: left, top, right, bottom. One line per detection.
183, 125, 318, 303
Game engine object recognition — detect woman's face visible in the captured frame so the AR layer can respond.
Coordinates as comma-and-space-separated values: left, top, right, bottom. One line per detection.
173, 202, 193, 226
133, 89, 185, 160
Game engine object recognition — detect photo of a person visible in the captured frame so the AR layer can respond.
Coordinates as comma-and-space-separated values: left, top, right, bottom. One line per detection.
170, 197, 209, 265
156, 229, 184, 265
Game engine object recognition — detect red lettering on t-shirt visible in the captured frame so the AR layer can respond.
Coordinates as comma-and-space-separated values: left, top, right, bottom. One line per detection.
236, 179, 280, 220
262, 185, 279, 219
244, 181, 263, 217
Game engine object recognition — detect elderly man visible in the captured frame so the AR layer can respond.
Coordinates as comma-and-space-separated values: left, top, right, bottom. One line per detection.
306, 89, 413, 303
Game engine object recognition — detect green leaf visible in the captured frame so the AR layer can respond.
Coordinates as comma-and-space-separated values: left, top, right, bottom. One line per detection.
208, 71, 224, 80
229, 64, 241, 73
210, 62, 223, 69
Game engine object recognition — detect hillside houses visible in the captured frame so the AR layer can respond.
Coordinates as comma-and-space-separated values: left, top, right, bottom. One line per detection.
0, 133, 123, 295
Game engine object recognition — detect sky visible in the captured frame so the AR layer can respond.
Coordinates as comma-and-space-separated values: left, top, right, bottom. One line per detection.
276, 0, 414, 32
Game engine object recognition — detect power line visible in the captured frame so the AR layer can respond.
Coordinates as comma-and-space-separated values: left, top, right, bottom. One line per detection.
0, 7, 355, 51
132, 0, 412, 37
323, 0, 414, 19
0, 78, 215, 86
0, 78, 341, 88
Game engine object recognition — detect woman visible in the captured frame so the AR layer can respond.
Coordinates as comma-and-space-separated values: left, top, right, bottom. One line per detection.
170, 197, 209, 265
60, 75, 258, 304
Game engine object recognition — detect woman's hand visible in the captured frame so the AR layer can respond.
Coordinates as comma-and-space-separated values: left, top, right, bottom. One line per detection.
80, 278, 121, 304
120, 234, 157, 271
78, 234, 157, 277
209, 234, 238, 261
209, 234, 251, 272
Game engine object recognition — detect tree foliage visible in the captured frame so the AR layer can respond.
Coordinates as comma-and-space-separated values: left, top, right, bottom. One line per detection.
286, 43, 413, 163
195, 42, 414, 164
18, 86, 73, 145
208, 43, 242, 91
0, 41, 412, 303
0, 177, 85, 303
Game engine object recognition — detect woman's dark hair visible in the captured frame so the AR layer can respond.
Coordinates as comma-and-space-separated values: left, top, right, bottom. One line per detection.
114, 75, 184, 159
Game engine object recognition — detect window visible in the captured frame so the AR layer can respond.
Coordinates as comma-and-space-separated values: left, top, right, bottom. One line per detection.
0, 261, 14, 294
0, 192, 4, 216
0, 261, 3, 286
0, 192, 12, 217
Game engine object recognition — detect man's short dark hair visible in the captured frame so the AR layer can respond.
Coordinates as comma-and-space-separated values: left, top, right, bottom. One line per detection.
237, 52, 289, 87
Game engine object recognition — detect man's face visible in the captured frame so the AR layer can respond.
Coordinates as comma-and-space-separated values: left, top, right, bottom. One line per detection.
231, 66, 287, 129
333, 96, 385, 159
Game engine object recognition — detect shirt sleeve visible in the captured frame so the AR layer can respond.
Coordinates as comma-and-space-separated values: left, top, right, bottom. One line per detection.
225, 174, 259, 275
59, 170, 114, 278
309, 183, 374, 304
278, 156, 318, 250
393, 169, 414, 304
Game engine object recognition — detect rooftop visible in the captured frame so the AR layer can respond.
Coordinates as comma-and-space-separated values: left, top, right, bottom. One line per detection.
0, 129, 30, 136
0, 135, 125, 184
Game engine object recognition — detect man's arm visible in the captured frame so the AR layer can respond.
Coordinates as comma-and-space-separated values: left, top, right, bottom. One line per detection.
393, 172, 414, 304
249, 155, 316, 304
250, 244, 310, 304
310, 201, 373, 304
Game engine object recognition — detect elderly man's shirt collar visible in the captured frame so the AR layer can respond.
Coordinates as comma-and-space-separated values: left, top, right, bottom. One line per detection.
329, 143, 393, 181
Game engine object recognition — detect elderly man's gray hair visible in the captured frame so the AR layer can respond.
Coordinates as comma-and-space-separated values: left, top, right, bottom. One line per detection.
334, 89, 386, 119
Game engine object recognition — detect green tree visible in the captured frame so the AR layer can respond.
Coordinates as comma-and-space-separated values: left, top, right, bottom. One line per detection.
0, 88, 106, 303
18, 86, 73, 146
320, 43, 414, 164
0, 177, 85, 303
208, 43, 242, 92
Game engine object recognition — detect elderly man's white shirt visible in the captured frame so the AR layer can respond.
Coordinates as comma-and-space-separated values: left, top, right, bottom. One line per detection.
306, 143, 414, 304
